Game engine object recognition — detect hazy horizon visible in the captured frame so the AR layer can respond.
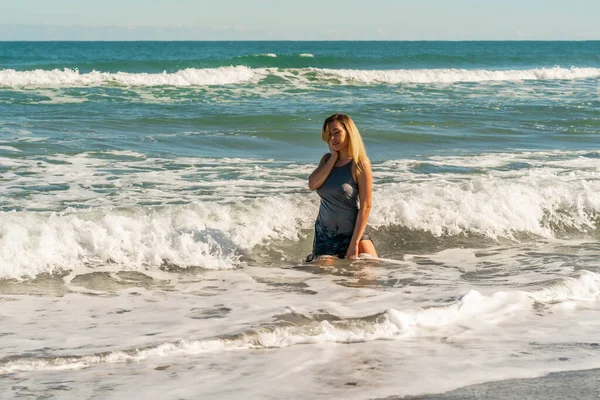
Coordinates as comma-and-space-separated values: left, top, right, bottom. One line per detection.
1, 0, 599, 41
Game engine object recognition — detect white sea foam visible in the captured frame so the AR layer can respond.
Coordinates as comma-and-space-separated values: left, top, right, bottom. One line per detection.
0, 153, 308, 210
0, 195, 313, 279
0, 66, 266, 88
309, 66, 600, 84
530, 270, 600, 303
1, 151, 600, 278
2, 66, 599, 88
299, 53, 315, 58
0, 146, 21, 152
100, 149, 148, 158
388, 270, 600, 336
371, 168, 600, 238
2, 270, 598, 373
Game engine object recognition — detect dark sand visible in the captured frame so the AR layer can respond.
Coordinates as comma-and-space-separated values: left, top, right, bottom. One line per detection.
388, 368, 600, 400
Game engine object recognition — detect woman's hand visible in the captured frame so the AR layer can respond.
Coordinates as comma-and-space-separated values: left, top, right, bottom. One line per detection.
345, 241, 359, 259
328, 140, 339, 161
308, 151, 338, 191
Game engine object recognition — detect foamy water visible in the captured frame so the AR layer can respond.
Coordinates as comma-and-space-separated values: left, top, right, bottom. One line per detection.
2, 246, 599, 398
1, 66, 599, 88
1, 151, 599, 280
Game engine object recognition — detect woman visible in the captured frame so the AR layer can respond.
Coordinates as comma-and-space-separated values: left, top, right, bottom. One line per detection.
307, 113, 377, 262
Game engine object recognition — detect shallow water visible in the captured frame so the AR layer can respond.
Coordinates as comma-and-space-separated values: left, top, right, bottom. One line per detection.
2, 242, 600, 398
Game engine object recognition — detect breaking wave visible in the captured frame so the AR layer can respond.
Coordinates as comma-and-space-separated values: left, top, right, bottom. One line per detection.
1, 66, 599, 88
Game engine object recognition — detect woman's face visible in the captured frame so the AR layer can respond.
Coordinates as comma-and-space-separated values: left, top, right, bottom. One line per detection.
327, 121, 349, 152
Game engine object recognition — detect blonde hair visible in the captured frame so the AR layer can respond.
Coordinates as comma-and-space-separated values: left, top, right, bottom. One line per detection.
321, 113, 370, 176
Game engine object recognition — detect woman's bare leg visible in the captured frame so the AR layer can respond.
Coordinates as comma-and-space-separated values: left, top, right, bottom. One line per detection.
315, 255, 337, 265
358, 240, 377, 257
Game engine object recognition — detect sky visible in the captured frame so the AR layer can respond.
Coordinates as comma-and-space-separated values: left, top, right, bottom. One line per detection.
0, 0, 599, 41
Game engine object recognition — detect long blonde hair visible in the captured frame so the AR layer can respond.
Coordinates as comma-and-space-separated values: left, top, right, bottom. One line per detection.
321, 113, 370, 176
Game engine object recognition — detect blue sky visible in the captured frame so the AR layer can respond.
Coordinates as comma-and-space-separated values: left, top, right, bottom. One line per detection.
1, 0, 599, 40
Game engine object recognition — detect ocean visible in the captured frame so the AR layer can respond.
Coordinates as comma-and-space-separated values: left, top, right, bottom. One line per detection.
1, 41, 599, 399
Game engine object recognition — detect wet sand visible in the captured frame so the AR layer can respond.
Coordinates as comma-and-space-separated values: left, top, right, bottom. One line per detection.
394, 368, 600, 400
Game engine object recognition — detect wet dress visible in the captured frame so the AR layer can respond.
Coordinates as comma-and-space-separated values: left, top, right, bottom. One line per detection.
308, 159, 372, 261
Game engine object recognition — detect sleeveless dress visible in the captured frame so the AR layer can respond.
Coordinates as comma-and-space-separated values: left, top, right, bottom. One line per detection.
307, 160, 372, 261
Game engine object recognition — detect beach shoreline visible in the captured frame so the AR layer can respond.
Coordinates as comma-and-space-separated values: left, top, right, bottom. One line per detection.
393, 368, 600, 400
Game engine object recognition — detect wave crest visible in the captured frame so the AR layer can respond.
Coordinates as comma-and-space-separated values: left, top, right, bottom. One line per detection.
2, 66, 599, 88
310, 66, 600, 84
0, 66, 264, 88
2, 152, 599, 279
0, 196, 312, 279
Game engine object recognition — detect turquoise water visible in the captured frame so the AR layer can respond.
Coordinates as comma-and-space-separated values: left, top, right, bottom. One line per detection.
1, 42, 600, 398
1, 41, 600, 165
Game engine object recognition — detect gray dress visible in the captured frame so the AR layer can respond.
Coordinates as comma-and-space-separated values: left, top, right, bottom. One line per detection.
308, 160, 372, 260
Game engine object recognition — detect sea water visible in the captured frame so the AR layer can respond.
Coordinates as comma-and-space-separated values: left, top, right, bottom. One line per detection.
1, 41, 599, 398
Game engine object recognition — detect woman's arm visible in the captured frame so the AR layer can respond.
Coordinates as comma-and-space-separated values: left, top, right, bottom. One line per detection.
346, 160, 373, 258
308, 151, 338, 190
